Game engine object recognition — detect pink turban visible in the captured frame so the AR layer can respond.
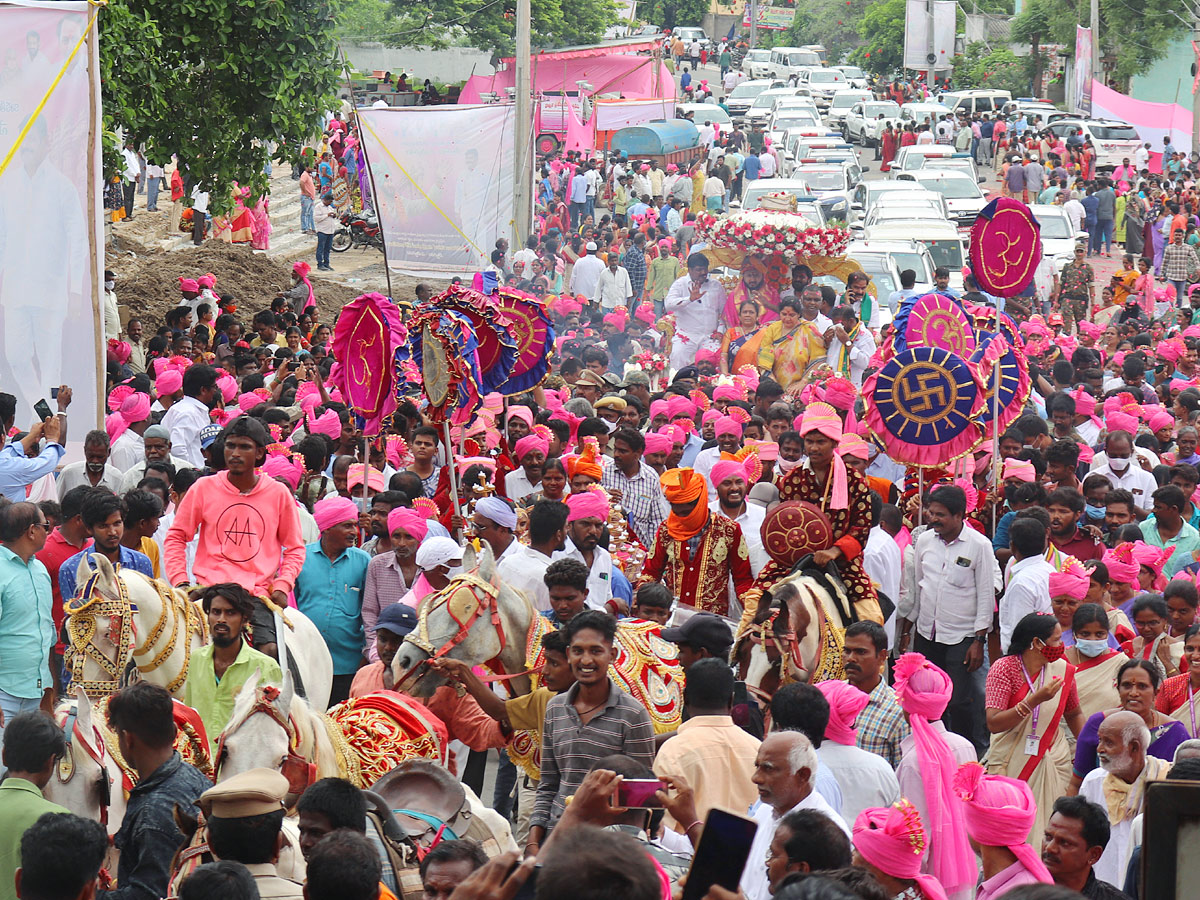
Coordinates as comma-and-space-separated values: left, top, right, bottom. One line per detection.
1072, 388, 1098, 417
797, 402, 848, 509
388, 507, 429, 542
106, 391, 151, 442
566, 488, 610, 523
308, 409, 342, 440
649, 399, 670, 421
817, 680, 869, 745
710, 456, 751, 489
701, 408, 722, 426
658, 424, 685, 446
1128, 540, 1176, 590
108, 340, 132, 365
713, 384, 742, 403
603, 307, 629, 330
667, 395, 696, 420
854, 804, 949, 900
891, 654, 975, 893
634, 303, 657, 326
714, 415, 742, 438
823, 376, 857, 412
155, 369, 183, 398
514, 433, 550, 463
312, 496, 359, 533
1101, 544, 1141, 586
1077, 321, 1103, 340
507, 405, 535, 429
838, 435, 871, 461
644, 433, 674, 455
178, 277, 199, 293
1148, 409, 1175, 434
263, 454, 303, 490
1171, 378, 1198, 393
1002, 458, 1035, 483
197, 273, 216, 289
694, 347, 720, 365
216, 374, 238, 404
1158, 337, 1186, 364
1106, 411, 1139, 435
1048, 562, 1090, 600
953, 763, 1053, 885
238, 392, 261, 412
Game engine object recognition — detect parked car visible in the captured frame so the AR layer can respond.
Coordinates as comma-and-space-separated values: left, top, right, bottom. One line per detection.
795, 68, 848, 108
826, 90, 874, 128
843, 100, 901, 146
1044, 119, 1142, 172
1028, 203, 1089, 270
768, 47, 822, 82
833, 65, 869, 90
938, 89, 1012, 116
724, 79, 782, 123
741, 48, 772, 79
894, 169, 987, 228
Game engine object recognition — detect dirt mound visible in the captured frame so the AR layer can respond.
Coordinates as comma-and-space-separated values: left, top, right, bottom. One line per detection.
110, 244, 365, 328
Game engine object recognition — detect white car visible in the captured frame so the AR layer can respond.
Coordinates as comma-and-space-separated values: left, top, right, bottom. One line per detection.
724, 79, 782, 123
862, 220, 967, 290
895, 169, 987, 228
861, 198, 950, 227
790, 162, 858, 223
741, 49, 772, 80
736, 179, 836, 225
899, 102, 951, 128
769, 110, 822, 145
847, 239, 937, 294
1028, 203, 1088, 271
892, 144, 959, 175
849, 180, 941, 224
843, 100, 901, 146
743, 88, 804, 128
833, 65, 869, 90
795, 68, 848, 108
1044, 118, 1142, 172
826, 90, 874, 128
918, 153, 982, 184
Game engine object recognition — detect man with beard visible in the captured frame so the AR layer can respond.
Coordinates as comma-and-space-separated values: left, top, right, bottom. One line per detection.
692, 416, 744, 502
362, 508, 425, 661
185, 583, 283, 752
359, 491, 406, 557
54, 430, 123, 498
1078, 710, 1170, 888
553, 489, 616, 612
709, 455, 766, 578
59, 489, 153, 601
117, 424, 192, 493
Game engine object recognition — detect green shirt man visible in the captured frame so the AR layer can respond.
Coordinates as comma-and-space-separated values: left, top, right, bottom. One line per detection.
185, 638, 282, 754
0, 779, 68, 900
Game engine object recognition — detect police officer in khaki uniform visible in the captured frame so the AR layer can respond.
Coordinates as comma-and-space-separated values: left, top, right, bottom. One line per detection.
201, 768, 305, 900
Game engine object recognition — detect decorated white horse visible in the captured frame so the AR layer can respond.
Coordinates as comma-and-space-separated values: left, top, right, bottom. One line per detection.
43, 688, 128, 837
64, 554, 335, 713
390, 544, 684, 749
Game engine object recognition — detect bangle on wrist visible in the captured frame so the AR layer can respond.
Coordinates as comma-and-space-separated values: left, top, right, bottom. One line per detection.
684, 820, 703, 833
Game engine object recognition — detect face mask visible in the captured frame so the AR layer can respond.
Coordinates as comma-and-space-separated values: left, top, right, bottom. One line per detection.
1085, 503, 1106, 521
1108, 457, 1130, 473
446, 564, 464, 577
1075, 638, 1110, 658
104, 280, 115, 291
776, 456, 800, 474
1039, 640, 1067, 662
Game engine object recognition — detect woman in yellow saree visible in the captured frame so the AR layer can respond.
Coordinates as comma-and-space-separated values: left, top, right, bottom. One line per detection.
984, 613, 1085, 844
755, 297, 823, 390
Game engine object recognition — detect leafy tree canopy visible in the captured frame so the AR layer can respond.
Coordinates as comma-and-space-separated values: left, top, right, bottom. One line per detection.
383, 0, 616, 56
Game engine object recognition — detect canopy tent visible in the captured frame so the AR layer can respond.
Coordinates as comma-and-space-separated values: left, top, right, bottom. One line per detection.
1090, 79, 1190, 168
458, 49, 675, 104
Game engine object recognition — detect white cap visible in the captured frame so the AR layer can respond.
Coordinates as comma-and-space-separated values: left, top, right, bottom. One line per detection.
586, 241, 598, 252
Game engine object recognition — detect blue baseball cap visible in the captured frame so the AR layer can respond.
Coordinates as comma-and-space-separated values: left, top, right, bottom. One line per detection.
376, 604, 418, 637
199, 424, 223, 449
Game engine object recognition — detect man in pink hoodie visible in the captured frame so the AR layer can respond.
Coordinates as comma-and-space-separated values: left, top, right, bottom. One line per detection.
165, 416, 305, 658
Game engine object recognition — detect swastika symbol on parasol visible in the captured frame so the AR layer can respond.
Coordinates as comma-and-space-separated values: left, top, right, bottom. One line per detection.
898, 368, 952, 416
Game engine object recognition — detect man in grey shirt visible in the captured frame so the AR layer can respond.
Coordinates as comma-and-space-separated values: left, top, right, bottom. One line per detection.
1022, 156, 1045, 198
1094, 182, 1117, 257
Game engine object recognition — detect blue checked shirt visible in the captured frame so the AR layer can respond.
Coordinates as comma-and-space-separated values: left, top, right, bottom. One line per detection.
854, 678, 910, 769
601, 459, 668, 550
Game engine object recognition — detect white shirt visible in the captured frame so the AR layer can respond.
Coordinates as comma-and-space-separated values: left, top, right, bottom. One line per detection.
104, 289, 120, 341
703, 175, 725, 199
554, 537, 613, 609
711, 500, 768, 580
313, 200, 338, 234
723, 71, 739, 91
1134, 146, 1150, 169
497, 545, 554, 611
863, 525, 901, 644
899, 525, 998, 645
1063, 198, 1085, 233
1076, 418, 1101, 448
1080, 766, 1140, 888
759, 153, 777, 177
740, 791, 850, 900
664, 274, 727, 339
816, 741, 901, 827
109, 429, 145, 474
569, 254, 606, 300
999, 554, 1054, 651
504, 467, 540, 502
118, 454, 195, 493
56, 462, 124, 501
191, 187, 209, 214
584, 167, 601, 197
592, 266, 634, 310
916, 130, 934, 145
161, 396, 211, 468
122, 148, 140, 181
825, 327, 876, 387
1091, 461, 1158, 510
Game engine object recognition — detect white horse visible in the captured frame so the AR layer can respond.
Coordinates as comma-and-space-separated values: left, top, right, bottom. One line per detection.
44, 688, 128, 838
391, 543, 684, 734
66, 554, 334, 713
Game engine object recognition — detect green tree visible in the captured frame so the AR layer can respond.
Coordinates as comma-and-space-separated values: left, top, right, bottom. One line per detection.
951, 43, 1031, 96
100, 0, 346, 212
783, 0, 870, 63
1010, 0, 1051, 96
647, 0, 708, 31
383, 0, 616, 56
854, 0, 905, 75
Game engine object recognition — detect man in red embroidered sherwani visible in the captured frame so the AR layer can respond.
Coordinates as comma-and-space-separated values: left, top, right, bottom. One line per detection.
639, 468, 753, 616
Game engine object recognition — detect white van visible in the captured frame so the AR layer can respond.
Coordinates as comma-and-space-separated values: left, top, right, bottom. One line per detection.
862, 219, 966, 290
769, 47, 822, 82
940, 89, 1012, 117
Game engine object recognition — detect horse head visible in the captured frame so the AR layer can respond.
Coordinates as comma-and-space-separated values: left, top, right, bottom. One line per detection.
392, 542, 535, 699
44, 687, 126, 835
214, 667, 293, 781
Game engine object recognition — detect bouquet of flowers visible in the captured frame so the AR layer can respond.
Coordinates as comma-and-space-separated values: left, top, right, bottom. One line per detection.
695, 208, 852, 257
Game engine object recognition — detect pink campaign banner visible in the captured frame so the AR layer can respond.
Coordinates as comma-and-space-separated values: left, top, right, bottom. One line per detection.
1090, 79, 1191, 170
459, 53, 675, 105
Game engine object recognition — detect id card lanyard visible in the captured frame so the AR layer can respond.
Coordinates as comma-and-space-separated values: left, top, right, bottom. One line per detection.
1021, 661, 1046, 756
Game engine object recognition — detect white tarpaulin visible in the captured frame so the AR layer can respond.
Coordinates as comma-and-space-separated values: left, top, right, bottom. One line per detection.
931, 1, 955, 71
357, 105, 515, 276
592, 98, 675, 131
903, 0, 931, 71
0, 0, 102, 432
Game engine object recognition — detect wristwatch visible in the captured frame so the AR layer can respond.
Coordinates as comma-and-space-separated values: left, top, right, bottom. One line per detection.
973, 634, 986, 643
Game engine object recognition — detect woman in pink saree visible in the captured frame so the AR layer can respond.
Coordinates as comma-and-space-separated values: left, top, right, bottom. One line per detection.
251, 195, 272, 251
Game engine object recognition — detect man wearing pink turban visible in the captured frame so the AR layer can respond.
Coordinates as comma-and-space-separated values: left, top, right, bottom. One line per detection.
508, 430, 550, 501
643, 432, 674, 474
294, 495, 372, 705
953, 762, 1054, 898
107, 391, 153, 472
893, 654, 978, 899
853, 802, 951, 900
561, 488, 618, 611
361, 506, 429, 662
709, 454, 767, 577
815, 680, 900, 826
693, 415, 744, 501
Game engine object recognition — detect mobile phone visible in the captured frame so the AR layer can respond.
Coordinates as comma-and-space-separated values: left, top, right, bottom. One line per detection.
679, 808, 758, 900
615, 778, 666, 810
50, 387, 59, 399
34, 400, 53, 422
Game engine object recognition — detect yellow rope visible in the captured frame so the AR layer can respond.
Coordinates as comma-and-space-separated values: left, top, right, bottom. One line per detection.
0, 0, 107, 181
357, 114, 486, 256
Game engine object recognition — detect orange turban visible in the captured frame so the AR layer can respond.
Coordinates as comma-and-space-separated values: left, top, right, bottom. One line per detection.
566, 443, 603, 482
660, 468, 709, 540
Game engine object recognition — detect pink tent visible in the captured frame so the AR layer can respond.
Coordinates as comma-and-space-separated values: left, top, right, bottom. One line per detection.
458, 48, 675, 105
1090, 80, 1191, 170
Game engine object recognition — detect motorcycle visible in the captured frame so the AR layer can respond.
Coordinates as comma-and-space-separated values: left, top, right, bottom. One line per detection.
331, 209, 384, 253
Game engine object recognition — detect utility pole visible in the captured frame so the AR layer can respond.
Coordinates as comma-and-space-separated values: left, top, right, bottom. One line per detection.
749, 0, 758, 49
1193, 7, 1200, 152
513, 0, 532, 246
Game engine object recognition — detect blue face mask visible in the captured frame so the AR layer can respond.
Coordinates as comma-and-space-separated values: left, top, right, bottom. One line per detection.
1075, 638, 1110, 658
1085, 504, 1106, 521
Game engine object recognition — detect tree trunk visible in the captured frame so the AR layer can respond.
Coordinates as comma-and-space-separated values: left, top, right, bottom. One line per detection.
1032, 36, 1042, 97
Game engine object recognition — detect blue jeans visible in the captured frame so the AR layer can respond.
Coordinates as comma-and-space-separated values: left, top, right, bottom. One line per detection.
316, 231, 333, 268
569, 200, 585, 229
0, 689, 43, 776
300, 195, 314, 231
1096, 218, 1114, 254
1172, 280, 1188, 308
147, 177, 160, 211
1086, 218, 1098, 254
585, 195, 595, 221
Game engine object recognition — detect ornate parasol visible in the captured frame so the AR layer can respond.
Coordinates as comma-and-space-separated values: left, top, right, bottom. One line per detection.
427, 283, 518, 396
891, 293, 978, 359
493, 287, 556, 395
969, 198, 1043, 298
970, 331, 1032, 441
327, 293, 407, 437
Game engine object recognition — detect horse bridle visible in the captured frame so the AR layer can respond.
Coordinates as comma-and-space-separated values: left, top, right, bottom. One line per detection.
395, 572, 508, 692
56, 701, 114, 826
212, 685, 316, 794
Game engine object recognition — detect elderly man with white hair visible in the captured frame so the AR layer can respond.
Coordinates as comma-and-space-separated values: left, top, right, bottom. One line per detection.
741, 731, 851, 900
1078, 710, 1171, 887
